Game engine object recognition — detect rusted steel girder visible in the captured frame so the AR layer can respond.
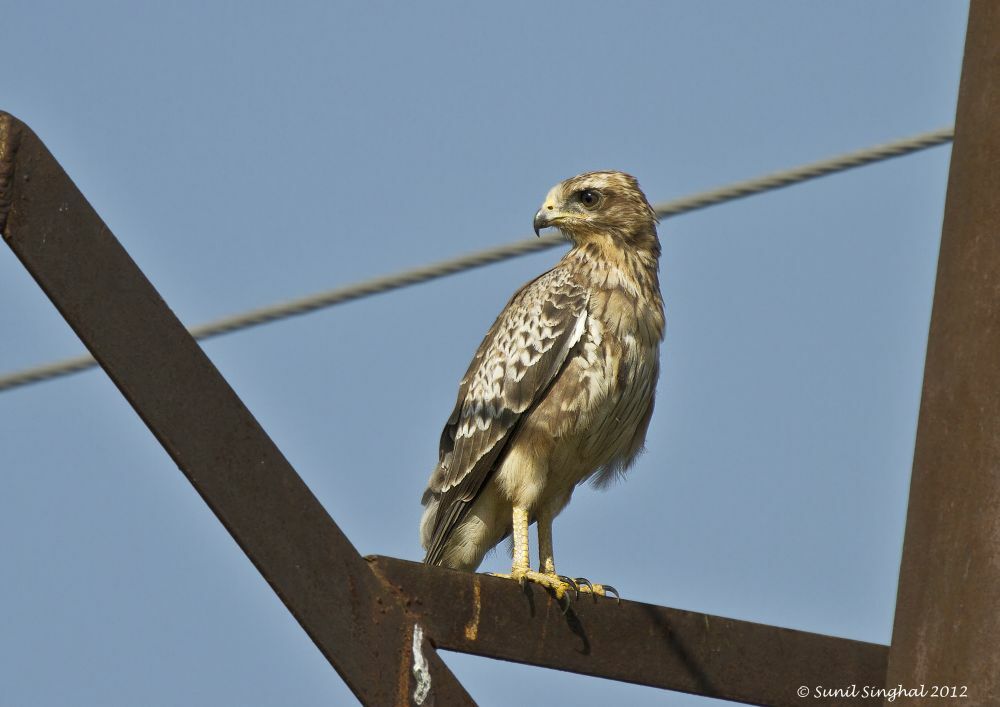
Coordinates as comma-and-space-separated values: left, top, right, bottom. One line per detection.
0, 112, 474, 707
370, 556, 888, 706
885, 3, 1000, 705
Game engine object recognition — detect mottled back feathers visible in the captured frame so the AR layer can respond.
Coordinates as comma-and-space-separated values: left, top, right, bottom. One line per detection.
422, 268, 588, 564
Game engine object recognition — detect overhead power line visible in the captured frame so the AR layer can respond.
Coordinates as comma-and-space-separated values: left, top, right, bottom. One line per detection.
0, 127, 954, 394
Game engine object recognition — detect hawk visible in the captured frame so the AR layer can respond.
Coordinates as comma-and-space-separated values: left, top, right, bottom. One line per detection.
419, 171, 664, 600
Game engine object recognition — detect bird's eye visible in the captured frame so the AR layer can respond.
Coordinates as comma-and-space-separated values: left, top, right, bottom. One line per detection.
579, 190, 600, 209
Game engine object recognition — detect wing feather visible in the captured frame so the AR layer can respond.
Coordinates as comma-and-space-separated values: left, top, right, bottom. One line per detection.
422, 266, 588, 564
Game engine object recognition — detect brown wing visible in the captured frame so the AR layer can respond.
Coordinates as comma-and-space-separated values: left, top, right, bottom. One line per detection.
422, 265, 589, 565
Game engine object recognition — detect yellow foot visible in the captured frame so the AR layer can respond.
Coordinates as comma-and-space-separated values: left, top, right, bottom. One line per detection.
488, 570, 620, 608
488, 569, 577, 601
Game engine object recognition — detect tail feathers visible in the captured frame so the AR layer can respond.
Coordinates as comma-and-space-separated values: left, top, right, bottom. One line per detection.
419, 492, 441, 564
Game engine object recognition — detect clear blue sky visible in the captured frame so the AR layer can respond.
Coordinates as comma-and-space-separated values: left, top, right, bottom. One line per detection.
0, 2, 968, 705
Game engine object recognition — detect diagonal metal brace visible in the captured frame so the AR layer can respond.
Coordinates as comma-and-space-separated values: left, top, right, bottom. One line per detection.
0, 111, 474, 707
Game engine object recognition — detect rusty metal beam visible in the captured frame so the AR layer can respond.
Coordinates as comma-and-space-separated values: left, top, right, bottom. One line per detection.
0, 112, 474, 707
369, 556, 888, 706
886, 3, 1000, 705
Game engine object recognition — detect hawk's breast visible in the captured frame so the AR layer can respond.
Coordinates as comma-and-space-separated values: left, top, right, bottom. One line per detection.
551, 279, 662, 486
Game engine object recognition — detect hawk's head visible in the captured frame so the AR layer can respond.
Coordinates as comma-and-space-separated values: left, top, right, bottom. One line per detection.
533, 171, 659, 255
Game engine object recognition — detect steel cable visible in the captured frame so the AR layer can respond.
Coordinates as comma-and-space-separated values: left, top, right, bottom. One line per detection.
0, 127, 954, 393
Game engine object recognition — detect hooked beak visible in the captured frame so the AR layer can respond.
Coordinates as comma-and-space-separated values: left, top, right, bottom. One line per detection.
533, 209, 551, 237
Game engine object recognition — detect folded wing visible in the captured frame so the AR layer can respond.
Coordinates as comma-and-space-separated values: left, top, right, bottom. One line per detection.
421, 266, 589, 565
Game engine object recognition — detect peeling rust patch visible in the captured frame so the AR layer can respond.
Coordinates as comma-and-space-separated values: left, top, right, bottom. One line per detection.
463, 576, 482, 641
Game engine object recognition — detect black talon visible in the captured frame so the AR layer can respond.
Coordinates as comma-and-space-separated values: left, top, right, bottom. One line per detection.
574, 577, 599, 601
603, 584, 620, 604
558, 592, 572, 614
558, 575, 580, 598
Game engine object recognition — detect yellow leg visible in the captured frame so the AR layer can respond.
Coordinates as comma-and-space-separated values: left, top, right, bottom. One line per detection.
537, 507, 617, 602
489, 506, 575, 601
511, 506, 530, 574
538, 509, 556, 575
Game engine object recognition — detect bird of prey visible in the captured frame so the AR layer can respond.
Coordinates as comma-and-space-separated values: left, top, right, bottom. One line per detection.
419, 171, 664, 601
